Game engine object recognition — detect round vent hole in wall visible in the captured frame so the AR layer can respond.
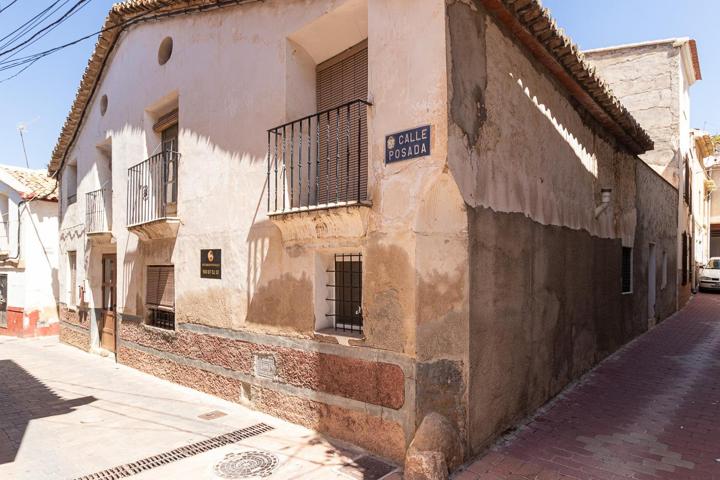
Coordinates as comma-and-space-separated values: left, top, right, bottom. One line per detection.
158, 36, 173, 65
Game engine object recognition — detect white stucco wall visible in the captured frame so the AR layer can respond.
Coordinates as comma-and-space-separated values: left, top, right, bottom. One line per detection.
0, 190, 59, 326
57, 0, 453, 356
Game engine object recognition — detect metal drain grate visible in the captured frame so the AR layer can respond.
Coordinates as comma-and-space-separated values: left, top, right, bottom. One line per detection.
214, 451, 279, 478
74, 423, 273, 480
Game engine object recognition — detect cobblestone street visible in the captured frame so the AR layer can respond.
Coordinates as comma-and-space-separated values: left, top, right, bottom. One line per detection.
0, 335, 399, 480
455, 293, 720, 480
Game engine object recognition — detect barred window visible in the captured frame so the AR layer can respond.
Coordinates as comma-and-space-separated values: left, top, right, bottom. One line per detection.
621, 247, 633, 294
146, 265, 175, 330
681, 233, 688, 286
326, 253, 363, 333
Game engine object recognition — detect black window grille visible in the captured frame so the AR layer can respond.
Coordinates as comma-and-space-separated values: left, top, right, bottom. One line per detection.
621, 247, 632, 293
684, 161, 690, 206
148, 308, 175, 330
682, 232, 688, 286
326, 253, 363, 333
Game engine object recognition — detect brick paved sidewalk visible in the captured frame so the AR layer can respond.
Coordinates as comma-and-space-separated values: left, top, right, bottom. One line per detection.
0, 335, 400, 480
455, 293, 720, 480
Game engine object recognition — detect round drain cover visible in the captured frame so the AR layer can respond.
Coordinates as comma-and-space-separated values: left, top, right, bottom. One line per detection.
214, 451, 279, 479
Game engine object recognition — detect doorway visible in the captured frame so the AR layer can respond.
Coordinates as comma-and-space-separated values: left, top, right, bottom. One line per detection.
648, 243, 657, 323
0, 274, 7, 329
101, 254, 117, 352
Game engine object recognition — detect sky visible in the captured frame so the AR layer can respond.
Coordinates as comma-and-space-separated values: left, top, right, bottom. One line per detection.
0, 0, 717, 171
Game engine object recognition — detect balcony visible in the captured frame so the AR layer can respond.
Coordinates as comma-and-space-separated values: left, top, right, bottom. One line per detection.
85, 189, 112, 240
267, 99, 371, 214
266, 100, 372, 242
127, 151, 179, 240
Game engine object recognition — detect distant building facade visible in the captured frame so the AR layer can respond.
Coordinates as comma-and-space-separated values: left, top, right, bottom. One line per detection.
585, 38, 702, 307
52, 0, 678, 465
0, 166, 59, 337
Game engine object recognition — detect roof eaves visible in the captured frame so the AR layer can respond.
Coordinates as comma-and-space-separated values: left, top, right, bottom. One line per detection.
49, 0, 239, 176
482, 0, 653, 154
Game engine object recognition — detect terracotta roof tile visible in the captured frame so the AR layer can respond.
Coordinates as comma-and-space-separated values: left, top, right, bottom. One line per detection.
0, 166, 58, 201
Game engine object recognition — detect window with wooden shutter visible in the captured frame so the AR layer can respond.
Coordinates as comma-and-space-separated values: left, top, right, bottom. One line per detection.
146, 265, 175, 330
146, 265, 174, 308
316, 40, 368, 204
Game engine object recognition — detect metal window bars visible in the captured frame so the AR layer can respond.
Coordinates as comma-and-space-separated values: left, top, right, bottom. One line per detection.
127, 150, 179, 226
86, 188, 111, 233
148, 308, 175, 330
266, 99, 371, 214
325, 253, 363, 333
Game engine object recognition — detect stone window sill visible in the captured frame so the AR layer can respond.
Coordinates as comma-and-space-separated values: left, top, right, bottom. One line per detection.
142, 323, 177, 336
314, 327, 364, 346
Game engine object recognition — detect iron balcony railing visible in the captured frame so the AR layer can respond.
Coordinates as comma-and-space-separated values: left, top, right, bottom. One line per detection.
86, 188, 111, 234
267, 99, 371, 214
127, 151, 179, 226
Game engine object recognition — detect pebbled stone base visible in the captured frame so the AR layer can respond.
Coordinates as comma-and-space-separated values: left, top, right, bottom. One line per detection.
60, 324, 90, 352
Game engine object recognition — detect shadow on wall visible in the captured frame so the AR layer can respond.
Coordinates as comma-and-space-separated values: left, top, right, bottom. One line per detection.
245, 219, 315, 333
462, 60, 647, 453
0, 359, 95, 465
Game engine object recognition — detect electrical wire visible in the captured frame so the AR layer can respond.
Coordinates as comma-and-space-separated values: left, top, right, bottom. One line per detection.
0, 0, 91, 58
0, 0, 21, 15
0, 0, 261, 83
0, 0, 66, 49
0, 1, 167, 78
1, 0, 92, 63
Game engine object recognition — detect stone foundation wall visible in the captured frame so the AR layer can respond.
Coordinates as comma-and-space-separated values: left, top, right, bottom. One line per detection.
118, 319, 413, 462
59, 305, 90, 351
60, 324, 90, 352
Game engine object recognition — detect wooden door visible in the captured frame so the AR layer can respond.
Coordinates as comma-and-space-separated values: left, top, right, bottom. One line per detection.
101, 254, 117, 352
0, 274, 7, 329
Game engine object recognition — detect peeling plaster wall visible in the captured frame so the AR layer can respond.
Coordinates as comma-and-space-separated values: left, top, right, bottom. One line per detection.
633, 161, 678, 327
446, 2, 677, 454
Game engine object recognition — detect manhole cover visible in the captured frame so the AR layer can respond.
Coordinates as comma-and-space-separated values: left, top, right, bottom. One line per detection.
214, 451, 279, 479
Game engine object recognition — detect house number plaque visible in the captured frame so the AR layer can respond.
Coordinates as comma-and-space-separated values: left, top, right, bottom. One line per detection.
201, 249, 221, 279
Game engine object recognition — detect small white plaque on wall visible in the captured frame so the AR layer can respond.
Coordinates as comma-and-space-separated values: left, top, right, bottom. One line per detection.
254, 353, 276, 380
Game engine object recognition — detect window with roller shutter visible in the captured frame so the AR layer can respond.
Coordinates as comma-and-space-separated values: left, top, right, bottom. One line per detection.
146, 265, 175, 330
316, 40, 368, 204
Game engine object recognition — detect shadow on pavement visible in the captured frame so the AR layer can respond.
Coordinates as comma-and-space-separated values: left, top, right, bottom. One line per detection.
0, 359, 95, 465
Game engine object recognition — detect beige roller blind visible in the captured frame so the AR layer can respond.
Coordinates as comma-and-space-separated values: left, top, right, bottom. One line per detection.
146, 265, 174, 309
316, 40, 368, 204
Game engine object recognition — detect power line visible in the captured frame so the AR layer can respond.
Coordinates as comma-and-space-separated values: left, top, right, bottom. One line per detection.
0, 0, 91, 58
1, 0, 91, 62
0, 1, 65, 49
0, 2, 166, 77
0, 0, 21, 15
0, 0, 261, 84
0, 0, 71, 56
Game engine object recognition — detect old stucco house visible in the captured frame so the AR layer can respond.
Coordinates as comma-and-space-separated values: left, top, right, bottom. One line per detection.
52, 0, 678, 467
585, 38, 702, 307
0, 166, 59, 337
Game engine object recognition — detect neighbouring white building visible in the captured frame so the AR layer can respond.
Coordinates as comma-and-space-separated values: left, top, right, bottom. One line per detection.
689, 130, 714, 270
0, 165, 59, 337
